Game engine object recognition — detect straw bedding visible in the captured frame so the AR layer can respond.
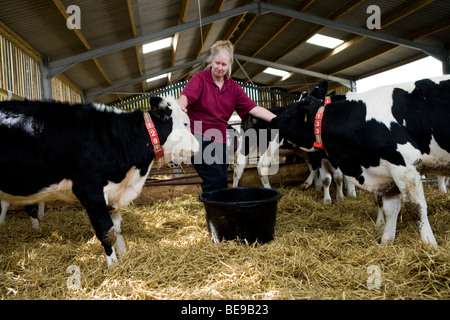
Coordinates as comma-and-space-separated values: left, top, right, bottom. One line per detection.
0, 182, 448, 300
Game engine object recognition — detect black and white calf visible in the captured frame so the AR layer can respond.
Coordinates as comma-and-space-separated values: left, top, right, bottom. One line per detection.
233, 105, 355, 205
233, 107, 303, 188
301, 150, 356, 205
270, 77, 450, 247
0, 96, 199, 266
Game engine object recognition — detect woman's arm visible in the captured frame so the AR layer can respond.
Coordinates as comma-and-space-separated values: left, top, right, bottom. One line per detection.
177, 95, 189, 113
248, 106, 277, 122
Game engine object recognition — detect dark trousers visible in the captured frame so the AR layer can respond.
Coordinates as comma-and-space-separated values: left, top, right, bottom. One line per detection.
193, 135, 228, 193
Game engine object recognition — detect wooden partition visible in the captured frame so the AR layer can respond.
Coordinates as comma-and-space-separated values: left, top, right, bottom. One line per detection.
0, 22, 82, 103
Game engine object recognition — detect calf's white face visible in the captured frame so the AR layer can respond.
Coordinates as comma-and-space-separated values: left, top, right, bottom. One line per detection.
161, 96, 199, 163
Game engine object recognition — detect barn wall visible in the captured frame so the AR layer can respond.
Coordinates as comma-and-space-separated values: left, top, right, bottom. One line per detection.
51, 75, 83, 104
0, 22, 82, 103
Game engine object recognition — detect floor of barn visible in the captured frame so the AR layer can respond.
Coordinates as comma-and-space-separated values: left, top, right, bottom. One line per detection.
0, 182, 448, 300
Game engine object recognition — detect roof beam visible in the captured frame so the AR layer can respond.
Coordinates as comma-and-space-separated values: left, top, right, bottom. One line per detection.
273, 0, 436, 87
231, 0, 316, 78
328, 17, 450, 77
52, 0, 122, 101
85, 58, 204, 102
126, 0, 145, 93
271, 0, 363, 67
234, 54, 352, 88
193, 0, 226, 58
262, 0, 363, 86
48, 2, 260, 77
288, 17, 450, 93
185, 0, 227, 80
87, 52, 352, 102
166, 0, 190, 86
223, 0, 253, 41
260, 2, 446, 61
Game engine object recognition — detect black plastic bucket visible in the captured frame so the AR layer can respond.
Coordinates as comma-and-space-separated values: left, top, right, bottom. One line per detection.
199, 187, 282, 244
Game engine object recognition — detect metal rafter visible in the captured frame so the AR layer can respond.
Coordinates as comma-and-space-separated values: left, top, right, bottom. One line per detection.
193, 0, 225, 58
126, 0, 145, 93
53, 1, 448, 102
223, 0, 254, 41
273, 0, 436, 87
86, 58, 204, 102
234, 54, 352, 88
166, 0, 190, 86
288, 16, 450, 92
247, 0, 365, 84
47, 2, 261, 77
52, 0, 122, 101
47, 1, 446, 81
184, 0, 226, 80
231, 0, 316, 79
260, 2, 445, 60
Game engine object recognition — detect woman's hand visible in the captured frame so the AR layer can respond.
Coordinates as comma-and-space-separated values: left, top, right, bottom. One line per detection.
177, 95, 189, 113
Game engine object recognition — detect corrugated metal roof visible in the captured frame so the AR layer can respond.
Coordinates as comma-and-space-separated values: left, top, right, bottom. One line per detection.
0, 0, 448, 104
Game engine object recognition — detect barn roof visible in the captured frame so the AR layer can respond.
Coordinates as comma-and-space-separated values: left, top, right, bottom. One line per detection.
1, 0, 449, 104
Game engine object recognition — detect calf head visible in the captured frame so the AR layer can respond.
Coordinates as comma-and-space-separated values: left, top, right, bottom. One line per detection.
270, 80, 328, 152
149, 96, 199, 164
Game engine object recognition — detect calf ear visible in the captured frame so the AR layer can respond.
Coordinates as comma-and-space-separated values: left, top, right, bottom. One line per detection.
311, 80, 328, 100
149, 96, 163, 108
149, 96, 172, 121
300, 105, 316, 123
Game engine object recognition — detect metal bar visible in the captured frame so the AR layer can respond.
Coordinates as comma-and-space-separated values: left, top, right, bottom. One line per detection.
48, 2, 260, 77
261, 2, 446, 61
234, 54, 353, 88
41, 57, 52, 100
85, 58, 204, 102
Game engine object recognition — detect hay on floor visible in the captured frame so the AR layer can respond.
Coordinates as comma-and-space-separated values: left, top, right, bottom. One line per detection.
0, 182, 448, 300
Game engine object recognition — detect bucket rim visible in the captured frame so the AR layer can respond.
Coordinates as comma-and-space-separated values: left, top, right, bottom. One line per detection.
199, 187, 282, 207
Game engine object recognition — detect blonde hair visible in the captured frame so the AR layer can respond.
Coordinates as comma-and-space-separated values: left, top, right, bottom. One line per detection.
206, 40, 234, 76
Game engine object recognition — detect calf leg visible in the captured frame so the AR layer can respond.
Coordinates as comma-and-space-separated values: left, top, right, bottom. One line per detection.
233, 153, 248, 187
73, 184, 118, 266
257, 139, 281, 189
314, 171, 323, 191
0, 200, 9, 225
111, 211, 126, 255
232, 133, 250, 188
25, 205, 40, 231
25, 202, 45, 231
391, 167, 437, 247
344, 176, 356, 198
373, 193, 385, 235
319, 165, 332, 205
437, 176, 448, 193
300, 163, 317, 190
332, 167, 345, 201
379, 193, 402, 245
38, 202, 45, 219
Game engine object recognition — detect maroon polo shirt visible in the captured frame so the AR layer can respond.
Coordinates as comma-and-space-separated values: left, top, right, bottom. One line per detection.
181, 68, 257, 143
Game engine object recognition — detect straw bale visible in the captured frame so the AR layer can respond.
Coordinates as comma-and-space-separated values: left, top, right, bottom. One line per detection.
0, 182, 448, 300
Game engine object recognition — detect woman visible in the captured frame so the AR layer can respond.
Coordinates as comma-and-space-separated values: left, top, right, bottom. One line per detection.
177, 40, 276, 192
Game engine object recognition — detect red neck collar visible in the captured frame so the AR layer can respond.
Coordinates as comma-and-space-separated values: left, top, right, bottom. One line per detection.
144, 112, 164, 168
313, 96, 331, 150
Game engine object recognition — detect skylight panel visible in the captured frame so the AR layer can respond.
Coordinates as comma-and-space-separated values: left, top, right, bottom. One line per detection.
306, 34, 344, 49
263, 67, 289, 77
143, 37, 172, 54
146, 73, 167, 83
